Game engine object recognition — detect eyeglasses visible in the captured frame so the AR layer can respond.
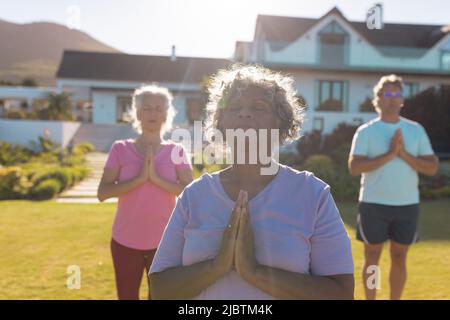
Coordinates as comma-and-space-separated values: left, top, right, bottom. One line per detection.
383, 92, 403, 98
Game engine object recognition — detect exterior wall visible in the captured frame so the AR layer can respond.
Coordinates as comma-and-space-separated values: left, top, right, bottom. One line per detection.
260, 14, 450, 72
302, 111, 378, 135
55, 71, 450, 133
57, 78, 200, 126
293, 70, 450, 134
0, 86, 58, 110
0, 119, 80, 148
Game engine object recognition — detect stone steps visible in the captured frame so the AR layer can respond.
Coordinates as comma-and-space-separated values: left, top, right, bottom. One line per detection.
71, 123, 137, 152
57, 151, 117, 203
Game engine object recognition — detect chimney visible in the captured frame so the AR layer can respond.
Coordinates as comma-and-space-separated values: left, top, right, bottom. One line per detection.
171, 45, 177, 62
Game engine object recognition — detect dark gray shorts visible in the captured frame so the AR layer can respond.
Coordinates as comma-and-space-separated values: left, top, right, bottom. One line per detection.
356, 202, 420, 245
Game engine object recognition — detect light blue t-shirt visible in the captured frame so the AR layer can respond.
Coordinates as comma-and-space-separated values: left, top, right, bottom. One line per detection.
150, 164, 354, 299
350, 116, 434, 205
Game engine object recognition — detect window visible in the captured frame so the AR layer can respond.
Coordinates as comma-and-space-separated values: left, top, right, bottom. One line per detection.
75, 100, 92, 122
313, 117, 324, 131
441, 51, 450, 70
117, 96, 132, 122
317, 80, 349, 111
403, 83, 419, 99
319, 21, 349, 66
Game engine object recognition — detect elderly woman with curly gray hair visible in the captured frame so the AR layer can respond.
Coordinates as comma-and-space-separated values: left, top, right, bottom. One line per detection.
149, 64, 354, 300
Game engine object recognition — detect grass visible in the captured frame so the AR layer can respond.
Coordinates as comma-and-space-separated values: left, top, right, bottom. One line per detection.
0, 199, 449, 300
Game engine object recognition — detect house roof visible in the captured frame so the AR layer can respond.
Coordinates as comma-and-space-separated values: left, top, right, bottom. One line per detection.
257, 61, 450, 77
255, 7, 449, 52
56, 50, 231, 83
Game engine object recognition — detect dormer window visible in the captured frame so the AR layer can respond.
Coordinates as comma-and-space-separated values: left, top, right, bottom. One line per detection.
318, 21, 349, 66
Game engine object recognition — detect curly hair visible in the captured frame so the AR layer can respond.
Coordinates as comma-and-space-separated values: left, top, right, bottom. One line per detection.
372, 74, 404, 112
203, 64, 305, 144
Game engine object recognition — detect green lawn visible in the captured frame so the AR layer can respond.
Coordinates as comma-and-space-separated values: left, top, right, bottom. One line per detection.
0, 199, 449, 300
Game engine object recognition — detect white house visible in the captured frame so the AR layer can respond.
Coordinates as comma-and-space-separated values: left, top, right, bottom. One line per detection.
39, 49, 230, 150
235, 7, 450, 134
56, 49, 230, 126
2, 7, 449, 151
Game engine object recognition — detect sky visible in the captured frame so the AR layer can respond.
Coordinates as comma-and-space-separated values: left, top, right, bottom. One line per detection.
1, 0, 450, 58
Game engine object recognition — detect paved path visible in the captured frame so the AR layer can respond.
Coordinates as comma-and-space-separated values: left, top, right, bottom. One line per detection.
56, 152, 117, 203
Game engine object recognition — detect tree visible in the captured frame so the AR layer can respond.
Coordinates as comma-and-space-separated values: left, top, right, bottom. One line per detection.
402, 86, 450, 153
37, 92, 74, 121
21, 78, 38, 87
359, 96, 375, 112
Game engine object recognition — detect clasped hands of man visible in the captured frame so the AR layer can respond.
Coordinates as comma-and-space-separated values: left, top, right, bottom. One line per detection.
391, 128, 408, 159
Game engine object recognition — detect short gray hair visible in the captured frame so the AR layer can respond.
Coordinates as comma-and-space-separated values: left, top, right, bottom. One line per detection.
128, 84, 177, 134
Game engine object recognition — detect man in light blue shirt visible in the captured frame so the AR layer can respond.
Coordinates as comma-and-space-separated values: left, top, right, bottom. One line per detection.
348, 75, 439, 300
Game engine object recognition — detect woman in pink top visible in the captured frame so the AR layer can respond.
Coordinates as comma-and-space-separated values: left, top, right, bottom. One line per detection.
149, 65, 354, 299
97, 84, 193, 300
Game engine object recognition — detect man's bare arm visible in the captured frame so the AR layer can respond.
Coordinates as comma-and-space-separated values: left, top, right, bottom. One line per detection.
348, 152, 396, 176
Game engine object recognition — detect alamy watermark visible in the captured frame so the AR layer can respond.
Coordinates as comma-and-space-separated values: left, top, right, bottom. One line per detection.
366, 3, 384, 30
169, 121, 281, 175
365, 265, 381, 290
66, 5, 81, 30
66, 265, 81, 290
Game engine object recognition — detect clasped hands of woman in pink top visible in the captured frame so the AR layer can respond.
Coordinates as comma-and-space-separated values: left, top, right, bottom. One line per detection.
136, 144, 167, 186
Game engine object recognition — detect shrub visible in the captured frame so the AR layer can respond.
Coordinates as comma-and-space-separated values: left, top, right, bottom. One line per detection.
61, 154, 84, 166
419, 186, 438, 200
28, 165, 90, 192
359, 97, 375, 112
29, 167, 73, 192
21, 78, 38, 87
302, 154, 359, 201
328, 168, 360, 201
296, 130, 323, 162
304, 154, 335, 180
402, 86, 450, 151
0, 138, 92, 200
328, 142, 353, 167
435, 186, 450, 198
192, 163, 226, 180
73, 142, 94, 154
4, 109, 26, 119
30, 179, 61, 200
38, 136, 58, 153
35, 92, 74, 121
70, 166, 90, 183
295, 123, 358, 165
0, 142, 34, 166
278, 151, 302, 167
322, 123, 358, 161
0, 167, 32, 199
